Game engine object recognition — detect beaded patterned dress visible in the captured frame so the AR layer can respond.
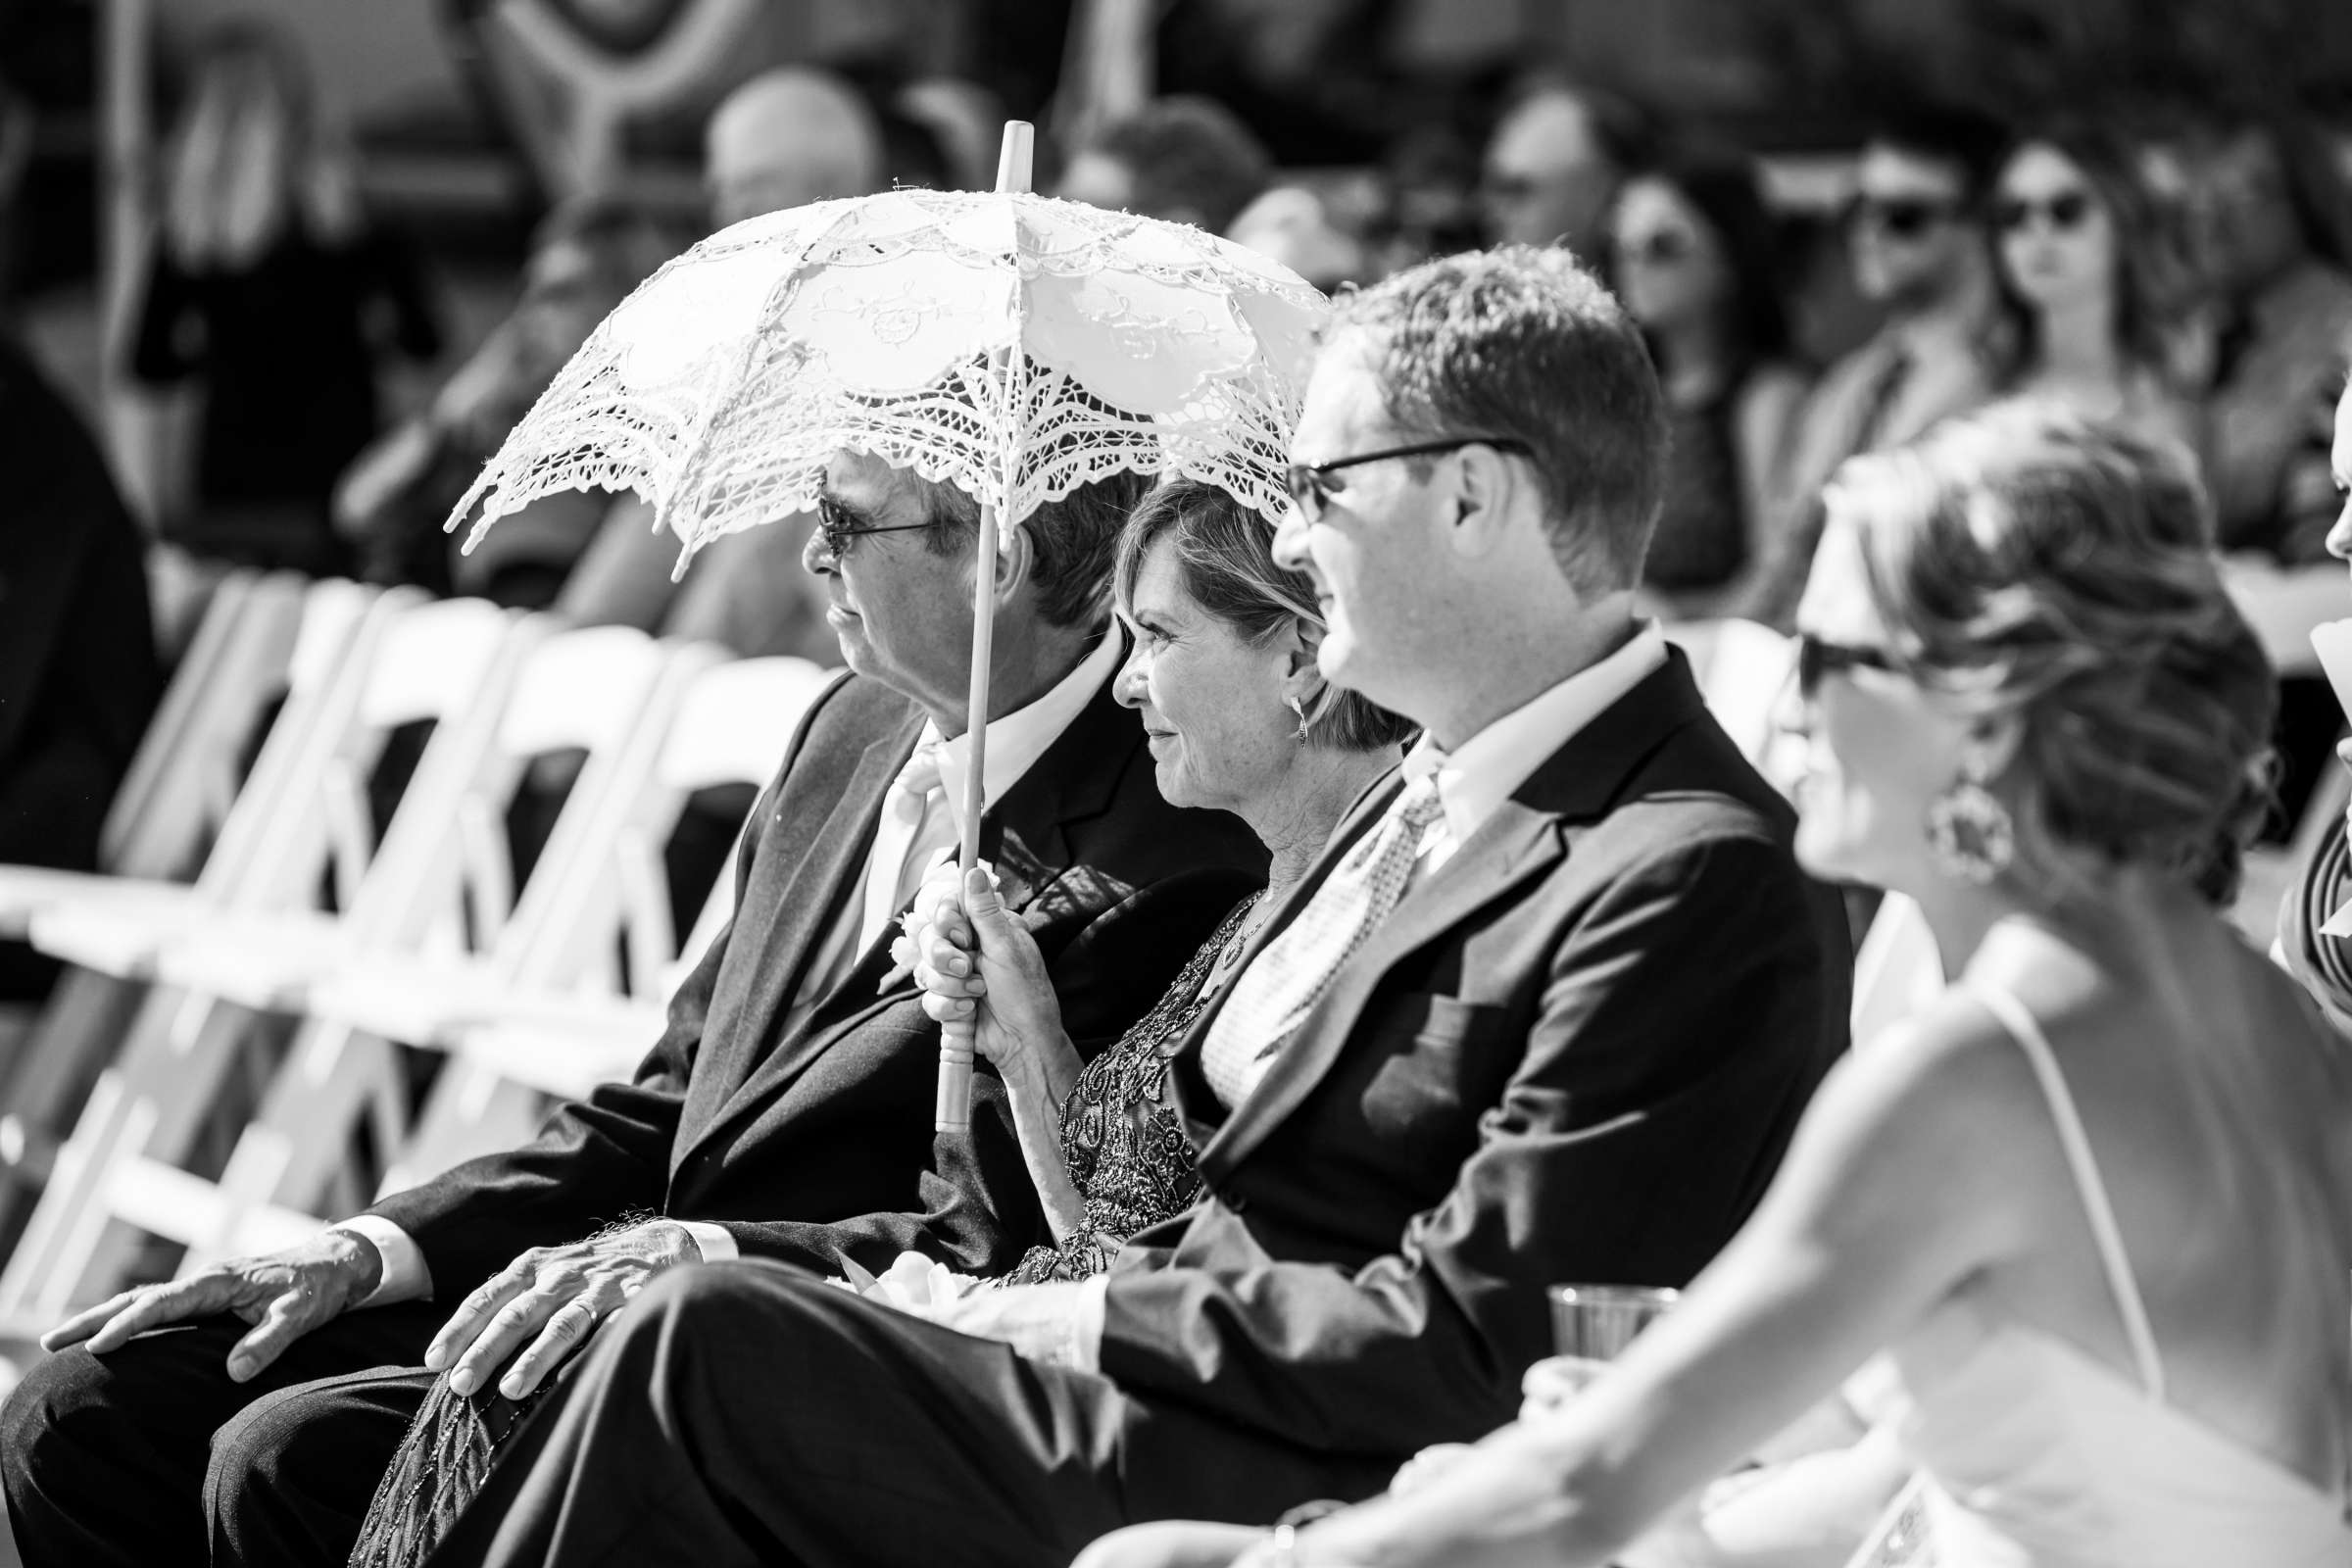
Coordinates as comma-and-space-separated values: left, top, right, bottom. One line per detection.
999, 894, 1258, 1284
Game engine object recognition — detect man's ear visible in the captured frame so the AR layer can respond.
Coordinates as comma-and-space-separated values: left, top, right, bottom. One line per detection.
990, 519, 1036, 605
1446, 444, 1522, 560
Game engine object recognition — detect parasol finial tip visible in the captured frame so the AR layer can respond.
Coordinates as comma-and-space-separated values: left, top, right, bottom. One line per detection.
995, 122, 1035, 196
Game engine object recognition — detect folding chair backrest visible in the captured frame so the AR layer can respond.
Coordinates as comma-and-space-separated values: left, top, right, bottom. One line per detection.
1667, 617, 1797, 772
92, 567, 262, 874
1851, 892, 1943, 1049
352, 621, 674, 965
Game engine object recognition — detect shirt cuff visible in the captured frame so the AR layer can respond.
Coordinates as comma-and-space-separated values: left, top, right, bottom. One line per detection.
331, 1216, 431, 1307
1066, 1273, 1107, 1373
678, 1220, 737, 1264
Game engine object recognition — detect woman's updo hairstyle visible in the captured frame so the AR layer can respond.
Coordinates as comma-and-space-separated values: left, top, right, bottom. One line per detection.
1824, 400, 2276, 905
1113, 477, 1414, 754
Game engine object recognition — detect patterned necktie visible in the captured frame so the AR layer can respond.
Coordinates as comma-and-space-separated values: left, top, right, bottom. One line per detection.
1200, 773, 1448, 1108
858, 739, 945, 949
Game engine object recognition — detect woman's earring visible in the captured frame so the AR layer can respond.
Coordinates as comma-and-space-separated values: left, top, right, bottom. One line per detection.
1286, 695, 1310, 744
1926, 744, 2015, 885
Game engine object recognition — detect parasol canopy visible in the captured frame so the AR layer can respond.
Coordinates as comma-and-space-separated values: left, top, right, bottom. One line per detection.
445, 179, 1330, 570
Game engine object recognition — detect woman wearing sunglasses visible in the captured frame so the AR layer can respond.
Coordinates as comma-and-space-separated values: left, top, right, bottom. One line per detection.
1603, 146, 1811, 619
1989, 122, 2201, 458
1080, 402, 2352, 1568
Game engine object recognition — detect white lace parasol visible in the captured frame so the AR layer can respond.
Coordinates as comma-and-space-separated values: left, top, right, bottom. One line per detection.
446, 182, 1330, 572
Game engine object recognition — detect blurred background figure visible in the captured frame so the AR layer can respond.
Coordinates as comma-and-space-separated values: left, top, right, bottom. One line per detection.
1479, 76, 1654, 258
1605, 144, 1810, 619
1989, 121, 2201, 454
894, 76, 1008, 191
331, 196, 677, 607
2189, 114, 2352, 565
1739, 104, 2011, 627
555, 64, 893, 665
131, 19, 440, 582
1224, 185, 1372, 293
1054, 95, 1272, 231
0, 332, 159, 1004
703, 65, 885, 228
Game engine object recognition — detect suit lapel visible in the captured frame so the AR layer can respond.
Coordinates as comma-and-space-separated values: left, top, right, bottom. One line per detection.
1195, 803, 1565, 1177
692, 710, 921, 1115
689, 658, 1139, 1137
1186, 649, 1712, 1180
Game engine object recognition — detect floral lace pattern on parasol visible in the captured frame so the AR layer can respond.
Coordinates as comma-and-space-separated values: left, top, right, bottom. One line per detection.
447, 187, 1329, 573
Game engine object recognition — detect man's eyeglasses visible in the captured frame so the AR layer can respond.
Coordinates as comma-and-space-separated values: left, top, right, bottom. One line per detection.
1796, 633, 1898, 697
1286, 436, 1534, 522
815, 494, 931, 559
1992, 189, 2093, 235
1846, 194, 1964, 241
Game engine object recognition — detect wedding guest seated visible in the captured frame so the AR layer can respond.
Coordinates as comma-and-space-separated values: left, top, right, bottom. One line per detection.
344, 477, 1413, 1564
1988, 121, 2201, 457
399, 244, 1851, 1568
1740, 105, 2011, 628
2278, 371, 2352, 1032
1604, 144, 1811, 619
1055, 96, 1274, 234
0, 457, 1267, 1568
2192, 114, 2352, 565
0, 333, 162, 1004
1088, 403, 2352, 1568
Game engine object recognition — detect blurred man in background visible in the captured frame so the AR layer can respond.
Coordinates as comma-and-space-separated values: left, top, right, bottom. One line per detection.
1054, 96, 1272, 233
1478, 78, 1652, 258
1740, 104, 2010, 627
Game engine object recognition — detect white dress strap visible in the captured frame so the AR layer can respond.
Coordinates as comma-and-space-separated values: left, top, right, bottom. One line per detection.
1969, 984, 2169, 1402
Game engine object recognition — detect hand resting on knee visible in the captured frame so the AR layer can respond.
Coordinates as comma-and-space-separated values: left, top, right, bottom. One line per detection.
422, 1218, 703, 1399
38, 1228, 387, 1383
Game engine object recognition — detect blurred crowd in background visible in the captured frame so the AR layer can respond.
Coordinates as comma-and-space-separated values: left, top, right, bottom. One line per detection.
7, 0, 2352, 1001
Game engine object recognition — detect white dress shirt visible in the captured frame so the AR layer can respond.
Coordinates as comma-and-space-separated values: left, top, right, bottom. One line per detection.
1056, 622, 1670, 1368
338, 631, 1125, 1304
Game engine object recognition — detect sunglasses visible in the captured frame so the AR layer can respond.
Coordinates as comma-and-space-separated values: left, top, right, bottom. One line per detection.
1286, 435, 1534, 522
1847, 194, 1963, 241
1612, 228, 1697, 267
1992, 189, 2094, 234
814, 494, 931, 559
1796, 633, 1897, 697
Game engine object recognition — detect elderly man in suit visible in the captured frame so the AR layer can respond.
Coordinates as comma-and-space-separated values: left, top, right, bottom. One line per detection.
0, 452, 1266, 1568
411, 245, 1851, 1568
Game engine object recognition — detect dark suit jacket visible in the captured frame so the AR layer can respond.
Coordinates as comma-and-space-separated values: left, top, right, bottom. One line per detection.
371, 663, 1267, 1294
1098, 650, 1850, 1494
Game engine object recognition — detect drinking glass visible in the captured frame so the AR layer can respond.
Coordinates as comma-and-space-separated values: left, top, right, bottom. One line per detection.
1546, 1284, 1679, 1360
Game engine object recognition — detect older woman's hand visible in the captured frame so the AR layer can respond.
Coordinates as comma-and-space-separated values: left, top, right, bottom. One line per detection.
1519, 1354, 1610, 1423
907, 865, 1073, 1102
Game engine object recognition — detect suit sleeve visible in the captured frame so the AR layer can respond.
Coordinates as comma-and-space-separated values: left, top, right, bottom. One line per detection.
1098, 824, 1836, 1454
707, 865, 1260, 1277
365, 701, 822, 1295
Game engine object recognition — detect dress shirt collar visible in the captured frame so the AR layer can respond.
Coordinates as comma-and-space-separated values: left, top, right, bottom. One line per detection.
1401, 622, 1669, 847
930, 627, 1122, 841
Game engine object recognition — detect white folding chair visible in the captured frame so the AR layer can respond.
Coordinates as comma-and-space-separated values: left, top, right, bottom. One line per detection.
367, 657, 837, 1189
126, 624, 685, 1280
1849, 892, 1943, 1051
0, 597, 533, 1319
1666, 616, 1798, 775
0, 578, 391, 1258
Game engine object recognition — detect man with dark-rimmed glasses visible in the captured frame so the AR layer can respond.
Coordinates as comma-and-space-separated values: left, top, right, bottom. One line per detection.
400, 245, 1848, 1568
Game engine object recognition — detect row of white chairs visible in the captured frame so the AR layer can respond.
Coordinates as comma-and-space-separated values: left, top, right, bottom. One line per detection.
0, 575, 835, 1323
0, 597, 1937, 1326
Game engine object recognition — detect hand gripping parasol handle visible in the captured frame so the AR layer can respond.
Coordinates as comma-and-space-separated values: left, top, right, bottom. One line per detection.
939, 122, 1034, 1133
